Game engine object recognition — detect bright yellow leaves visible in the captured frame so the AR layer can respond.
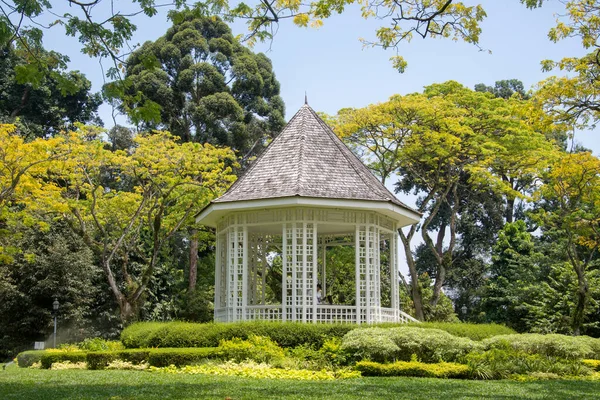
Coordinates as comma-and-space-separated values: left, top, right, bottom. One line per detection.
537, 151, 600, 250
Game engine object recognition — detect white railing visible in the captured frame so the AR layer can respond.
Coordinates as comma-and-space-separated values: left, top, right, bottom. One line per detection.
215, 305, 419, 323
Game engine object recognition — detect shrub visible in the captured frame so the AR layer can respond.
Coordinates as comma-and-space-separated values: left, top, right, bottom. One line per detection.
464, 348, 593, 380
355, 360, 469, 378
483, 334, 593, 360
121, 321, 356, 349
218, 335, 285, 364
406, 322, 515, 341
341, 327, 480, 363
574, 336, 600, 359
50, 361, 87, 370
40, 351, 87, 369
16, 351, 44, 368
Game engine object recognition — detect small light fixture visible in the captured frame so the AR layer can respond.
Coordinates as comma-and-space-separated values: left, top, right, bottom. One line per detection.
461, 305, 467, 315
53, 298, 60, 311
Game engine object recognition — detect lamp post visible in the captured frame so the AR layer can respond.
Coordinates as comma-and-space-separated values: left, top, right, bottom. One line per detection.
461, 304, 467, 320
52, 298, 59, 348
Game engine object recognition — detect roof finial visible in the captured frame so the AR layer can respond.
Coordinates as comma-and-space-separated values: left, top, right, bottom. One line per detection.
304, 91, 308, 105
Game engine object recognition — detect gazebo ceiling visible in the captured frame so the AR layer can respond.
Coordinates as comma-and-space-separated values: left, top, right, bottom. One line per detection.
197, 104, 421, 228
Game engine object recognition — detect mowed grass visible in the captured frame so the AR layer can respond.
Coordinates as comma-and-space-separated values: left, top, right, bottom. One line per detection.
1, 366, 600, 400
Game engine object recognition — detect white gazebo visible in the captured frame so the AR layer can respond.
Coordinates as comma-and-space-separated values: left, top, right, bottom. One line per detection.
197, 103, 421, 324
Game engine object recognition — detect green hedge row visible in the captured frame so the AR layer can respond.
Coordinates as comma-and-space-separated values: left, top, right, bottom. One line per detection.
121, 321, 515, 350
355, 360, 469, 378
19, 348, 224, 369
121, 321, 356, 349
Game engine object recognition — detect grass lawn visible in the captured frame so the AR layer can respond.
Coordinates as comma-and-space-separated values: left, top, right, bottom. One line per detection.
1, 365, 600, 400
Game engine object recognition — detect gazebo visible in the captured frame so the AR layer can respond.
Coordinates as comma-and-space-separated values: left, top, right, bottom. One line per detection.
197, 103, 421, 324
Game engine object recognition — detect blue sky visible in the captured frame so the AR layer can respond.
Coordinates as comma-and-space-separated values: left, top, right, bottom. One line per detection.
42, 0, 598, 156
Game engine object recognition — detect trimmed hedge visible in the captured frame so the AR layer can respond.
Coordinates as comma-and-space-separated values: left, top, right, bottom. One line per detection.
87, 348, 220, 369
356, 360, 469, 378
121, 321, 355, 349
406, 322, 515, 341
341, 327, 481, 363
16, 351, 44, 368
40, 351, 87, 369
483, 334, 595, 360
148, 348, 220, 367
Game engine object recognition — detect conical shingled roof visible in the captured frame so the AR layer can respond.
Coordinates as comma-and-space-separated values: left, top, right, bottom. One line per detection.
213, 104, 411, 210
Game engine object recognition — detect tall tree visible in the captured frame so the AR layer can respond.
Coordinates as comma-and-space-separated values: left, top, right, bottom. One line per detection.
106, 13, 285, 161
329, 81, 557, 319
534, 151, 600, 335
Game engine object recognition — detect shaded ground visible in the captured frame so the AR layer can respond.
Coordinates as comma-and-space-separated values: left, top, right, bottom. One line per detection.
1, 366, 599, 399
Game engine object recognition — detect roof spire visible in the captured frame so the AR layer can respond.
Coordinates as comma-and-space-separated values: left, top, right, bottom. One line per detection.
304, 91, 308, 105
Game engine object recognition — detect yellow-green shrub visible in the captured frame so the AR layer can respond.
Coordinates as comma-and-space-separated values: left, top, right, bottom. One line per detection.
218, 335, 284, 363
150, 360, 361, 380
355, 360, 469, 378
40, 351, 87, 369
483, 334, 593, 360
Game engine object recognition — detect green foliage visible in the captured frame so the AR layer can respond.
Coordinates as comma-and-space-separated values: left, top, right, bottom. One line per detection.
465, 348, 592, 380
218, 335, 284, 364
483, 334, 596, 360
406, 322, 516, 341
341, 327, 480, 363
121, 321, 355, 349
479, 221, 543, 332
0, 221, 102, 359
356, 360, 469, 378
40, 351, 87, 369
77, 338, 124, 352
0, 45, 102, 138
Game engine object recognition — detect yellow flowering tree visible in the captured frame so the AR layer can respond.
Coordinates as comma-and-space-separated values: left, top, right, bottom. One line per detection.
535, 151, 600, 335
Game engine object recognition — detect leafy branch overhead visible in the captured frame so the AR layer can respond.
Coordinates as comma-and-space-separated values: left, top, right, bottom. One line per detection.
0, 0, 571, 79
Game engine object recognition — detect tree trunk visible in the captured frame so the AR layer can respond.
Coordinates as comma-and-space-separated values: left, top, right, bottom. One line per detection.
188, 230, 199, 292
506, 197, 515, 224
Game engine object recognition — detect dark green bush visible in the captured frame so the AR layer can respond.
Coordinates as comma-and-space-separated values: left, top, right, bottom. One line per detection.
341, 327, 481, 363
16, 351, 44, 368
147, 348, 220, 367
355, 360, 469, 378
121, 321, 355, 349
406, 322, 515, 341
40, 351, 87, 369
483, 334, 593, 360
